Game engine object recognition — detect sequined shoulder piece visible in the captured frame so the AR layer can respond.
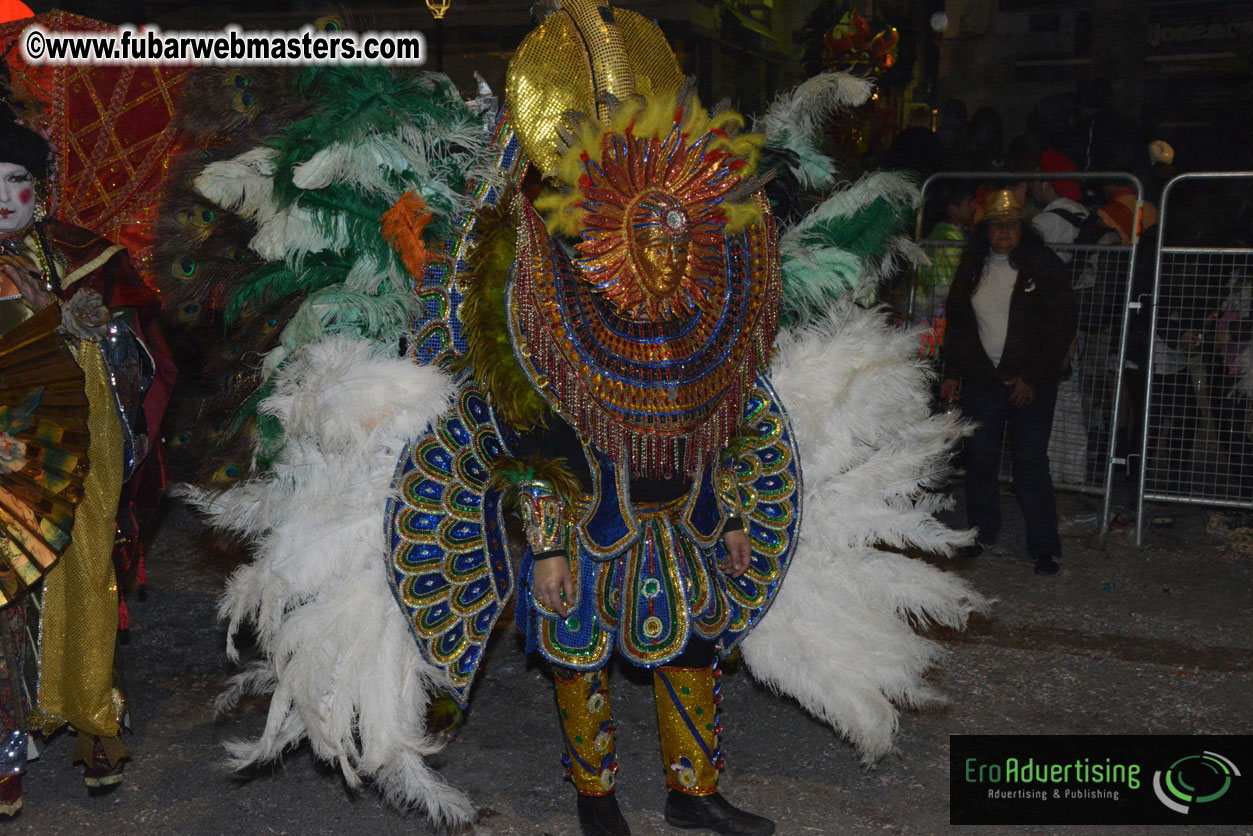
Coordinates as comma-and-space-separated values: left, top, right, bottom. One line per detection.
384, 382, 511, 705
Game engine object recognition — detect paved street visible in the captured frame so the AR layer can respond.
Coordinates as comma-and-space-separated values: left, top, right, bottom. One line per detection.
5, 487, 1252, 835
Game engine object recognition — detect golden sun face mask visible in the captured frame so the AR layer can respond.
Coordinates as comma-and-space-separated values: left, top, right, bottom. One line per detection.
628, 192, 691, 303
535, 93, 764, 323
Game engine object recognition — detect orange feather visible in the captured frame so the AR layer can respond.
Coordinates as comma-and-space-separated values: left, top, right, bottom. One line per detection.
381, 191, 439, 280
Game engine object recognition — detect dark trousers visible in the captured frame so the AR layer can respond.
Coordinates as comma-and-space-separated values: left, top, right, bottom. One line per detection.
962, 383, 1062, 558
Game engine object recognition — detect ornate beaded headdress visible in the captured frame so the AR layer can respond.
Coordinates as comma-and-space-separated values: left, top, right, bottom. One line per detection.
506, 11, 781, 476
501, 0, 776, 476
537, 89, 765, 321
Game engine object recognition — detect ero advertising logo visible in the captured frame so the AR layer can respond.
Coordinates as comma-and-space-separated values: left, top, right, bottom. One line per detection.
951, 735, 1252, 825
1153, 751, 1240, 814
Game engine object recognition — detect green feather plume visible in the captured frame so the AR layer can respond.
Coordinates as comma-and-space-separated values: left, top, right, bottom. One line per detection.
779, 174, 919, 324
224, 255, 350, 325
172, 62, 496, 487
795, 196, 906, 263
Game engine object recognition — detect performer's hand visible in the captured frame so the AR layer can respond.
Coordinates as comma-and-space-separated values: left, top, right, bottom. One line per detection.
721, 528, 751, 578
939, 379, 960, 401
1005, 376, 1034, 407
533, 555, 574, 618
0, 257, 50, 309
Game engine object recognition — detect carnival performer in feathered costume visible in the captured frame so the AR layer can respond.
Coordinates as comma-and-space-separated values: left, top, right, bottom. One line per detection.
176, 2, 987, 833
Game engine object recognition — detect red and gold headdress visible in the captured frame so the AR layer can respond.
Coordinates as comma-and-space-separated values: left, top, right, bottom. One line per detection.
536, 91, 763, 322
502, 0, 781, 477
510, 91, 780, 477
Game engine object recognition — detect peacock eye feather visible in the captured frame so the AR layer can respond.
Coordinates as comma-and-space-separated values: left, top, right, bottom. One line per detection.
178, 207, 216, 231
233, 90, 257, 115
178, 302, 201, 322
212, 463, 242, 486
170, 432, 192, 448
172, 256, 197, 279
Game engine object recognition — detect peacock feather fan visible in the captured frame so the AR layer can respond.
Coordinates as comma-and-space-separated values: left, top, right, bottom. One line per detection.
175, 67, 312, 146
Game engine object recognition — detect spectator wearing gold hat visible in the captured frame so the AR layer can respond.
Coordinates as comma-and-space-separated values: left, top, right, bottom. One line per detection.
940, 189, 1077, 575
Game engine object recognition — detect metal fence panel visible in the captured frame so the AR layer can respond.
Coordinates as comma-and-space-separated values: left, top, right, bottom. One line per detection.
1138, 172, 1253, 543
1044, 241, 1132, 493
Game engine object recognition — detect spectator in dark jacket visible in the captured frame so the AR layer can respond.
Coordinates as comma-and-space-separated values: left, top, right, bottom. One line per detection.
940, 189, 1077, 575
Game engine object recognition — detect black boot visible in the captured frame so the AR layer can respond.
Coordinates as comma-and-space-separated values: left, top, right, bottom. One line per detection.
664, 790, 775, 835
577, 792, 630, 836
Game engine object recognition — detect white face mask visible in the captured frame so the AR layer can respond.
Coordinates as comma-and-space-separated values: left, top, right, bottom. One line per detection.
0, 163, 38, 235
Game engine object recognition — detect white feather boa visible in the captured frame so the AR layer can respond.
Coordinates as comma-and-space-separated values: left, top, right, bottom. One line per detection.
181, 336, 474, 825
743, 303, 990, 761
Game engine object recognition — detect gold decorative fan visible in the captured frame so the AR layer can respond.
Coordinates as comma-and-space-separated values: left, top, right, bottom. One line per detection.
0, 304, 89, 605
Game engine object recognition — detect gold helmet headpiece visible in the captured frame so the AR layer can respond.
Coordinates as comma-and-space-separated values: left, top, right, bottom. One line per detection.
506, 0, 685, 175
983, 188, 1025, 222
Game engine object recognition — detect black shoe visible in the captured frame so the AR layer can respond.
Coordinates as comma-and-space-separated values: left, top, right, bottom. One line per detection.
577, 793, 630, 836
956, 544, 985, 560
664, 790, 775, 836
1033, 556, 1060, 575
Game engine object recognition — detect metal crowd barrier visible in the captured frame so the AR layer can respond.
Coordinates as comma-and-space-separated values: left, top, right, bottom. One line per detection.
905, 172, 1144, 536
1136, 172, 1253, 544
